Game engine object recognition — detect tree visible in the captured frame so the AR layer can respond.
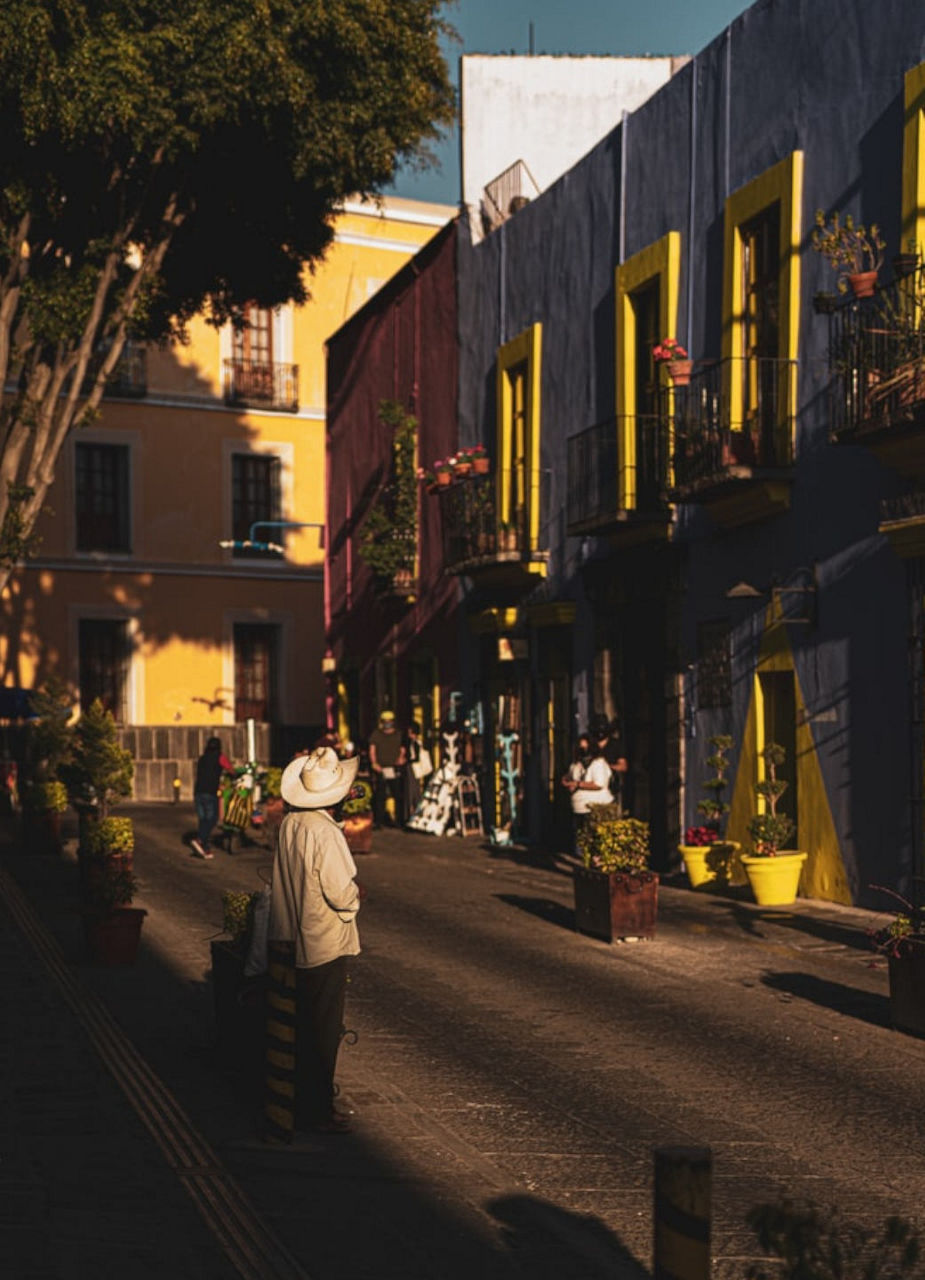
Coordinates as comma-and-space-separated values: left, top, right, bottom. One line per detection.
0, 0, 455, 592
60, 697, 133, 816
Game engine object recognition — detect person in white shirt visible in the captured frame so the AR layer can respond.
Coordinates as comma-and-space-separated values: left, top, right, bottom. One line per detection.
266, 746, 362, 1141
562, 733, 592, 852
579, 727, 616, 810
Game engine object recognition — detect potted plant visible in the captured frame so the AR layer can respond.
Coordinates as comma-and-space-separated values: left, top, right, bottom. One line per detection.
61, 697, 133, 839
679, 735, 740, 889
812, 209, 886, 297
341, 776, 374, 854
869, 886, 925, 1038
469, 443, 490, 474
82, 860, 146, 966
574, 807, 657, 942
21, 779, 68, 855
741, 742, 806, 906
653, 336, 692, 386
80, 814, 135, 900
434, 458, 453, 485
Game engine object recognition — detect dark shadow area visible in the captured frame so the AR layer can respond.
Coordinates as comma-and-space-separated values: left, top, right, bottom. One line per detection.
494, 893, 576, 933
489, 1193, 650, 1280
761, 971, 891, 1030
1, 813, 652, 1280
482, 838, 574, 877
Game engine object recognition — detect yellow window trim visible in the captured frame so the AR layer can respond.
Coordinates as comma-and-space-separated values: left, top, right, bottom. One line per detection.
615, 231, 682, 510
903, 61, 925, 256
722, 150, 803, 436
496, 323, 542, 548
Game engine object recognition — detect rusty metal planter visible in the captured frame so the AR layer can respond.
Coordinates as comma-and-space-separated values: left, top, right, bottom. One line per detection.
888, 941, 925, 1038
573, 867, 658, 942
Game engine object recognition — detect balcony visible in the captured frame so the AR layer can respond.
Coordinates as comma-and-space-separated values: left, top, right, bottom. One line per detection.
438, 470, 548, 592
671, 356, 796, 528
827, 264, 925, 478
566, 415, 671, 544
223, 359, 299, 413
80, 340, 148, 398
879, 490, 925, 558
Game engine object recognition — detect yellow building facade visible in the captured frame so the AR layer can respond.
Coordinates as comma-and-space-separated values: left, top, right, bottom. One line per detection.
1, 196, 453, 790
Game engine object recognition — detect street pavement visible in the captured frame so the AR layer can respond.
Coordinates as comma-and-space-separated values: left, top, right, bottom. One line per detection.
1, 804, 923, 1280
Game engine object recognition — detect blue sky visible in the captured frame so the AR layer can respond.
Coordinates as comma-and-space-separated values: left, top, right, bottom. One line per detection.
391, 0, 752, 204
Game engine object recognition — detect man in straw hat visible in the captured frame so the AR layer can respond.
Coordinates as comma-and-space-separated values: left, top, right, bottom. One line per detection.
265, 746, 362, 1140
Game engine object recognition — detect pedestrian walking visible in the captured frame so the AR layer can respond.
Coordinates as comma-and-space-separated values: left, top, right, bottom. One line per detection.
265, 746, 363, 1142
191, 736, 233, 859
561, 732, 593, 853
368, 709, 405, 828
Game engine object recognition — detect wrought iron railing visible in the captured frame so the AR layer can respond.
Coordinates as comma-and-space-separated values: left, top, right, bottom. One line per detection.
880, 489, 925, 525
80, 340, 148, 398
672, 356, 796, 491
223, 359, 299, 412
438, 470, 540, 569
567, 416, 668, 530
827, 263, 925, 439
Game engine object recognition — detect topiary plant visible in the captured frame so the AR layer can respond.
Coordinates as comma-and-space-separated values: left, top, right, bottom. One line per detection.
747, 742, 795, 855
22, 779, 68, 814
578, 807, 650, 874
61, 698, 133, 817
696, 734, 734, 835
85, 816, 134, 857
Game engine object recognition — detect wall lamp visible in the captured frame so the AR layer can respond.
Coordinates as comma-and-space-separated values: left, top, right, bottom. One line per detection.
220, 521, 325, 554
725, 565, 818, 628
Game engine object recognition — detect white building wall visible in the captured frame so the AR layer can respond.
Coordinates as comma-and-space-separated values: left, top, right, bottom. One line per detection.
461, 54, 688, 241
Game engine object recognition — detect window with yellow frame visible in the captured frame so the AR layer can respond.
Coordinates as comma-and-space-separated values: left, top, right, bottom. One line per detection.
496, 324, 542, 551
615, 231, 681, 510
722, 151, 803, 460
903, 61, 925, 258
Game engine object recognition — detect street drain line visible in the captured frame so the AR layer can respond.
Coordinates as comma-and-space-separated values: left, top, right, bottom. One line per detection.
0, 867, 312, 1280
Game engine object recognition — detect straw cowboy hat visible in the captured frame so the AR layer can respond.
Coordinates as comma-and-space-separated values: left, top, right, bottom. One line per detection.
280, 746, 359, 809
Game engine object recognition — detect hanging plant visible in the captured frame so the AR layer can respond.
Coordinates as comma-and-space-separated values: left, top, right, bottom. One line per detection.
358, 400, 419, 585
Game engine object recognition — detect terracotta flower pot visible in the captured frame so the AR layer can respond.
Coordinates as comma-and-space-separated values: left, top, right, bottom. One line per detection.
668, 358, 692, 387
83, 907, 147, 966
848, 271, 878, 298
454, 461, 472, 476
473, 456, 490, 474
437, 471, 452, 486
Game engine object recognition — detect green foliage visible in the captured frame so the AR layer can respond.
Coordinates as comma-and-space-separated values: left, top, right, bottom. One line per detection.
869, 886, 925, 959
812, 209, 886, 290
746, 1199, 922, 1280
87, 864, 138, 913
61, 698, 133, 816
696, 734, 734, 831
0, 484, 42, 568
22, 779, 68, 813
0, 0, 454, 587
261, 766, 283, 800
578, 808, 650, 874
222, 889, 258, 943
747, 742, 795, 855
85, 816, 134, 856
342, 778, 373, 818
358, 401, 419, 585
25, 678, 75, 780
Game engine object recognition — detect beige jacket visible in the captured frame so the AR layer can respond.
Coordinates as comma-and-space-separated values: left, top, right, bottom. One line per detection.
268, 808, 361, 968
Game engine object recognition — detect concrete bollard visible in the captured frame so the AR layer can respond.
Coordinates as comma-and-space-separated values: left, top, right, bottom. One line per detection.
653, 1146, 712, 1280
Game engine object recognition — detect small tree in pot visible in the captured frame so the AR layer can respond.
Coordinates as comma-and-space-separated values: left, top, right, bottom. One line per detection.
869, 886, 925, 1039
679, 734, 739, 889
61, 698, 133, 828
741, 742, 806, 906
574, 807, 657, 942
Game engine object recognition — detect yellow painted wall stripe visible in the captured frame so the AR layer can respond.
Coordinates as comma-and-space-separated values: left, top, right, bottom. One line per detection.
496, 323, 543, 547
903, 62, 925, 255
726, 606, 851, 903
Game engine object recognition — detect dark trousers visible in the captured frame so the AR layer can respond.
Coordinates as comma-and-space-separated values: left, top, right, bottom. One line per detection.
373, 773, 402, 827
295, 957, 348, 1126
194, 792, 219, 848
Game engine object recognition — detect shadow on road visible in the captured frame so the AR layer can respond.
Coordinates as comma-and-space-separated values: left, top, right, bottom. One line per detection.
760, 970, 891, 1029
494, 892, 577, 932
490, 1193, 650, 1280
